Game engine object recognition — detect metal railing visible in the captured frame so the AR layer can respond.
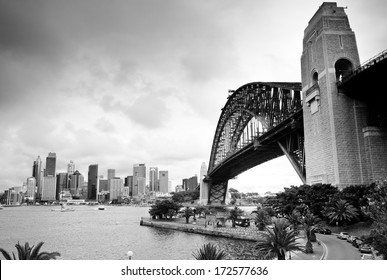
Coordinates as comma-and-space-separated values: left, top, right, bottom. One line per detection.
338, 48, 387, 85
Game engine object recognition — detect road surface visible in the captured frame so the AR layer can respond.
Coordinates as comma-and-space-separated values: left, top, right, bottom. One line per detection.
316, 233, 362, 260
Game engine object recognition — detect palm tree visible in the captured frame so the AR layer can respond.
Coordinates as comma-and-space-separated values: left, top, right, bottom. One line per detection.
285, 209, 301, 232
192, 243, 227, 260
300, 211, 321, 253
253, 209, 272, 231
228, 206, 244, 227
323, 199, 359, 226
255, 218, 304, 260
0, 242, 60, 260
181, 206, 194, 223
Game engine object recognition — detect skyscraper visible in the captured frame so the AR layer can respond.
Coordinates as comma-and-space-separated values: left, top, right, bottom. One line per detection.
159, 171, 169, 193
41, 176, 56, 201
56, 173, 68, 200
109, 177, 123, 200
32, 156, 43, 200
107, 169, 116, 180
133, 164, 146, 197
26, 177, 36, 200
45, 152, 56, 176
70, 170, 84, 198
67, 160, 75, 175
88, 164, 98, 200
149, 167, 158, 192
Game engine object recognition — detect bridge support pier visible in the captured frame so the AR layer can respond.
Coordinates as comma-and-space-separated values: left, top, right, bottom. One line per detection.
199, 178, 209, 205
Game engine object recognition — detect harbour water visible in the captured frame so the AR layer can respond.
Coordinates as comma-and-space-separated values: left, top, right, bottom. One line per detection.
0, 205, 257, 260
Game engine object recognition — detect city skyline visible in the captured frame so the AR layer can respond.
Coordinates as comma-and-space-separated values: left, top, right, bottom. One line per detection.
1, 0, 386, 194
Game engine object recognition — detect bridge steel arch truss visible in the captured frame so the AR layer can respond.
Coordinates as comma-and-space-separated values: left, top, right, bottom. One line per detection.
206, 82, 304, 204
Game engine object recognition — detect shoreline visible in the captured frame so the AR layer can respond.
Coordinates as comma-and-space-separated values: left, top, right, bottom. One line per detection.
140, 217, 260, 241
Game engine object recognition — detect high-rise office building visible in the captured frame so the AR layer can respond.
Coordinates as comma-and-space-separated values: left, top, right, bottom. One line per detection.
133, 164, 146, 196
67, 160, 75, 175
32, 156, 43, 200
41, 176, 56, 201
183, 175, 198, 191
159, 171, 169, 193
109, 177, 123, 200
149, 167, 158, 192
56, 173, 68, 200
70, 170, 84, 197
125, 176, 133, 196
107, 169, 116, 180
45, 152, 56, 176
88, 164, 98, 200
26, 177, 36, 200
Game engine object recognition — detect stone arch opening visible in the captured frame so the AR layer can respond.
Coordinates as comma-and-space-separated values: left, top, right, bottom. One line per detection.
312, 71, 319, 84
335, 58, 353, 82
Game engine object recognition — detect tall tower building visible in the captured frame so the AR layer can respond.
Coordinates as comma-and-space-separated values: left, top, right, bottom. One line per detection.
301, 2, 368, 186
109, 177, 123, 200
159, 171, 169, 193
88, 164, 99, 200
133, 164, 146, 196
107, 169, 116, 180
149, 167, 158, 192
56, 173, 68, 200
70, 170, 84, 197
32, 156, 43, 200
45, 152, 56, 177
41, 176, 56, 201
26, 177, 36, 200
67, 160, 75, 175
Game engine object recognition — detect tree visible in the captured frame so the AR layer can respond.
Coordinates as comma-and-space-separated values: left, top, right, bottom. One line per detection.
180, 207, 194, 223
285, 209, 301, 232
253, 209, 272, 231
149, 200, 182, 220
192, 243, 227, 260
255, 218, 304, 260
0, 242, 60, 260
363, 180, 387, 259
300, 211, 321, 253
228, 206, 244, 227
323, 199, 359, 226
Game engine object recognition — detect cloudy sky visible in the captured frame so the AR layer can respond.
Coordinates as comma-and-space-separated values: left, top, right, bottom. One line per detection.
0, 0, 386, 194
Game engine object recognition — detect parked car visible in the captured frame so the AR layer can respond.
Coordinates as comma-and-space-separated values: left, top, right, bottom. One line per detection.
235, 217, 250, 227
361, 253, 374, 260
318, 228, 332, 234
352, 238, 364, 248
359, 245, 372, 254
338, 232, 349, 239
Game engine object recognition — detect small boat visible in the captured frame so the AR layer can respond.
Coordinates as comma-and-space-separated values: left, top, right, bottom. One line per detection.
98, 205, 106, 210
0, 204, 3, 210
51, 203, 75, 212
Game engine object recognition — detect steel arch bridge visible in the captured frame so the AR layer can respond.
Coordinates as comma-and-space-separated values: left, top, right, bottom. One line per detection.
205, 82, 305, 204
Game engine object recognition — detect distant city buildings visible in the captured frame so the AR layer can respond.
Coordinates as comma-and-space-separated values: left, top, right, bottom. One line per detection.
2, 152, 182, 204
87, 164, 98, 200
149, 167, 158, 192
182, 175, 198, 191
159, 171, 168, 193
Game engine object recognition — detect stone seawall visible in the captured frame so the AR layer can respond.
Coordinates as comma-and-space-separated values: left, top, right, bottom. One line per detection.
140, 218, 259, 242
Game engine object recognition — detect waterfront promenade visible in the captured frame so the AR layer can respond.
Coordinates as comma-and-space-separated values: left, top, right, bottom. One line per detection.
140, 216, 325, 260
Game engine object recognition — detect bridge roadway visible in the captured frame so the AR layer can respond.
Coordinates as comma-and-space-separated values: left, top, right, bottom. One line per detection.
316, 233, 361, 260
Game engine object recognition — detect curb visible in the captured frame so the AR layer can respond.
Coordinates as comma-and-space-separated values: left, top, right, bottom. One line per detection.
317, 238, 328, 260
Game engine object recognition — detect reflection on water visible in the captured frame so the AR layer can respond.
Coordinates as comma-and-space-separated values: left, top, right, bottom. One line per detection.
0, 206, 258, 260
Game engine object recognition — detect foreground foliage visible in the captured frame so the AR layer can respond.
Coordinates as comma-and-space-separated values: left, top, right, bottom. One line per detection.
0, 242, 60, 260
255, 218, 304, 260
192, 243, 227, 260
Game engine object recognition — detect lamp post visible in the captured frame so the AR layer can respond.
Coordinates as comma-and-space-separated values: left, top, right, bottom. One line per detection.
127, 251, 133, 260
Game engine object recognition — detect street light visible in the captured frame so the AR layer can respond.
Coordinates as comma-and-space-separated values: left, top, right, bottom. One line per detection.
127, 251, 133, 260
